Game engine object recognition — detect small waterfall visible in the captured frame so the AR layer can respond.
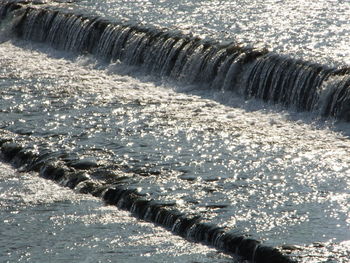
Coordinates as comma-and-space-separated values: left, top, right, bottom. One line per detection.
0, 130, 296, 262
0, 1, 20, 18
244, 54, 336, 111
322, 74, 350, 121
2, 1, 349, 120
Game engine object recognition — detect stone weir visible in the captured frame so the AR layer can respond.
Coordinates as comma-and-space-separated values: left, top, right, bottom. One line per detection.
1, 0, 350, 121
0, 130, 296, 263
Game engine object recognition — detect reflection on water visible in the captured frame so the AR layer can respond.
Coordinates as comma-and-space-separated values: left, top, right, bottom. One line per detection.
0, 34, 349, 261
73, 0, 350, 66
0, 161, 234, 263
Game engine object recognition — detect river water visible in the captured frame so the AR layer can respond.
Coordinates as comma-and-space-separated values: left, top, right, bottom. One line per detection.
66, 0, 350, 67
0, 161, 233, 263
0, 0, 349, 262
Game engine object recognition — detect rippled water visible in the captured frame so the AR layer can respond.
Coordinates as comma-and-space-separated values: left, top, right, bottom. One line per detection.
0, 38, 349, 261
71, 0, 350, 67
0, 161, 234, 262
0, 0, 350, 262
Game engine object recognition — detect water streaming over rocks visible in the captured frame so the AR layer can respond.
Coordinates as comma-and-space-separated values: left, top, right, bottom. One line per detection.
0, 1, 350, 262
1, 1, 350, 120
0, 129, 293, 263
0, 161, 235, 263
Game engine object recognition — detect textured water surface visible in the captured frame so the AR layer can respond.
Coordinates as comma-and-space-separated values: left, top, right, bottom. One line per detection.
0, 39, 349, 261
71, 0, 350, 67
0, 161, 235, 263
0, 0, 350, 261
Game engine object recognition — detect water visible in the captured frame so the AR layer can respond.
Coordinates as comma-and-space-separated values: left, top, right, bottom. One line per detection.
65, 0, 350, 67
0, 161, 233, 262
6, 1, 350, 120
0, 0, 349, 262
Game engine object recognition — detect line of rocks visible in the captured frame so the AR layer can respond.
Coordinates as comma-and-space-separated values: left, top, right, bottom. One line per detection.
0, 130, 295, 263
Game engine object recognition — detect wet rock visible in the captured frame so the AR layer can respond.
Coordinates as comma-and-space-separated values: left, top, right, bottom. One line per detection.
312, 242, 326, 248
1, 142, 22, 161
221, 234, 245, 252
202, 225, 226, 245
70, 159, 99, 170
205, 203, 228, 209
155, 209, 183, 229
40, 163, 67, 181
254, 245, 296, 263
29, 150, 66, 172
179, 174, 196, 181
131, 167, 161, 176
172, 215, 201, 237
75, 180, 101, 195
0, 137, 12, 147
130, 199, 151, 218
203, 187, 216, 193
237, 237, 260, 260
63, 171, 90, 189
282, 244, 303, 251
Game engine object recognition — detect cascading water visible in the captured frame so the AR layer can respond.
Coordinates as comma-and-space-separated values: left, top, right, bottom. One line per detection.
1, 1, 350, 263
2, 1, 350, 120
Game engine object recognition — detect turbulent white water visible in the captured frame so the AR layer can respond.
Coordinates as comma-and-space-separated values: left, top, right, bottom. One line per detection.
0, 0, 350, 262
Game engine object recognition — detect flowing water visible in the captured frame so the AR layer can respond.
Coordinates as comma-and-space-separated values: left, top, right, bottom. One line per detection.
0, 161, 233, 263
0, 1, 350, 262
75, 0, 350, 67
